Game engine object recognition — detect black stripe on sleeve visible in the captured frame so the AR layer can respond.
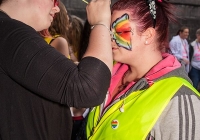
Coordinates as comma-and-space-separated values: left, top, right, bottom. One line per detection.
188, 95, 195, 140
178, 95, 183, 140
183, 95, 189, 140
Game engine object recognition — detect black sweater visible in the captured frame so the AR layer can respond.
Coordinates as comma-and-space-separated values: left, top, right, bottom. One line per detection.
0, 12, 111, 140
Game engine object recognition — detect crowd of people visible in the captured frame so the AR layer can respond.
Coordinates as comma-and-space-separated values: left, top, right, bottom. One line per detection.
169, 27, 200, 91
0, 0, 200, 140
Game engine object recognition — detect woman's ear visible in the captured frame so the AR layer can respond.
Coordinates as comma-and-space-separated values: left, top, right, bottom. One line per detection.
142, 27, 156, 45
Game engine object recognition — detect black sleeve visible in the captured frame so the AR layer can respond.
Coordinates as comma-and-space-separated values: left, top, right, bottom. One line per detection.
0, 19, 111, 108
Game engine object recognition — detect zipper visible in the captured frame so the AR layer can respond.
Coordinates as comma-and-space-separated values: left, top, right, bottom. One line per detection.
98, 78, 149, 121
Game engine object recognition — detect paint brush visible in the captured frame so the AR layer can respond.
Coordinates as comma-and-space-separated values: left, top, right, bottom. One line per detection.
82, 0, 88, 4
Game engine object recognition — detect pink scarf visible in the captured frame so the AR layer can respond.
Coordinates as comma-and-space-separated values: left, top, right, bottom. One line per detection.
105, 53, 181, 107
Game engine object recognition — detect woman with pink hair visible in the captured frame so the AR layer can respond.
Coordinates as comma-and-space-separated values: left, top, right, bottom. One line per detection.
86, 0, 200, 139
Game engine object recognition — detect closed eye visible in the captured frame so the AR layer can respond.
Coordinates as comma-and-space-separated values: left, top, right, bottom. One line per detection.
116, 30, 132, 35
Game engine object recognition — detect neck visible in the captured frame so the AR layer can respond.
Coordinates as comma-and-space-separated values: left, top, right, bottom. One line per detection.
124, 55, 163, 83
179, 35, 185, 40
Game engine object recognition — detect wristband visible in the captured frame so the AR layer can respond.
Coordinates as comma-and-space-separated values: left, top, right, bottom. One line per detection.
91, 23, 112, 35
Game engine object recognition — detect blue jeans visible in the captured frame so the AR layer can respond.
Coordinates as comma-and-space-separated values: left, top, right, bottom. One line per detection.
189, 66, 200, 90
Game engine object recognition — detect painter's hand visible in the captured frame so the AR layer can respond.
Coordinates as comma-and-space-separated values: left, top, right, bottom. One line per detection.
86, 0, 111, 27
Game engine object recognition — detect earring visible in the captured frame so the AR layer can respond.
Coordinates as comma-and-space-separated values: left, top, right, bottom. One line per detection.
145, 40, 148, 45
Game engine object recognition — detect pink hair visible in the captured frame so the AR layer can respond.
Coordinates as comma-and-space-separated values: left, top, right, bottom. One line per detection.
111, 0, 177, 51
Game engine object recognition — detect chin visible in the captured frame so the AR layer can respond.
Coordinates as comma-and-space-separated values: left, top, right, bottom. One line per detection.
45, 23, 51, 29
113, 57, 120, 63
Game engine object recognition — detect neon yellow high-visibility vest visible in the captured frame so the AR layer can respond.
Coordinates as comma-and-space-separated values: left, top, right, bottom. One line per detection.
86, 77, 199, 140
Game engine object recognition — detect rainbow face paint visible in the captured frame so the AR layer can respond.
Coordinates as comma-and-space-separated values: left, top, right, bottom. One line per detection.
111, 13, 133, 50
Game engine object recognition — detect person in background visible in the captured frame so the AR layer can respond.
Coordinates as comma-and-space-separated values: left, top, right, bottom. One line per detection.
67, 15, 84, 62
70, 19, 91, 140
39, 29, 70, 58
0, 0, 113, 139
86, 0, 200, 139
169, 26, 190, 73
78, 19, 91, 61
39, 1, 71, 59
189, 28, 200, 91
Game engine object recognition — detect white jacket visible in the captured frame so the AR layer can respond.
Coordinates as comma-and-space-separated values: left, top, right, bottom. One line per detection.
169, 35, 189, 72
190, 40, 200, 70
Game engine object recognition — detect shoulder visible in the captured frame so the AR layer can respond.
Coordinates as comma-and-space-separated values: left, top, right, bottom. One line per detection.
0, 18, 46, 49
170, 35, 179, 41
171, 85, 199, 120
50, 36, 70, 58
0, 17, 40, 44
150, 85, 200, 139
169, 36, 180, 46
51, 37, 69, 49
0, 17, 35, 33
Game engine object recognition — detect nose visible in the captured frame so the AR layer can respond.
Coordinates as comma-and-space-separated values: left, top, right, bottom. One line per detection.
111, 37, 114, 42
111, 37, 117, 47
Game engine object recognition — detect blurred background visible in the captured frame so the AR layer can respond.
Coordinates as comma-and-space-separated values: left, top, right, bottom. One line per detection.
61, 0, 200, 42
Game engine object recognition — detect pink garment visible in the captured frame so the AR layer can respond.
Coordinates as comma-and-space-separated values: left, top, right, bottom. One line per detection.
105, 53, 181, 108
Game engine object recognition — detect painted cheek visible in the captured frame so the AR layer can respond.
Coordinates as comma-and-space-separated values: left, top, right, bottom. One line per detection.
115, 33, 130, 44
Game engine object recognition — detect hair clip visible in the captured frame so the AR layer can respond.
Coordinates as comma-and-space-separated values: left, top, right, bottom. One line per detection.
146, 0, 156, 28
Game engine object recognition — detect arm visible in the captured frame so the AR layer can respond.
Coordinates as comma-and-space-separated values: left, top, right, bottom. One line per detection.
84, 0, 113, 71
149, 86, 200, 140
0, 19, 111, 108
